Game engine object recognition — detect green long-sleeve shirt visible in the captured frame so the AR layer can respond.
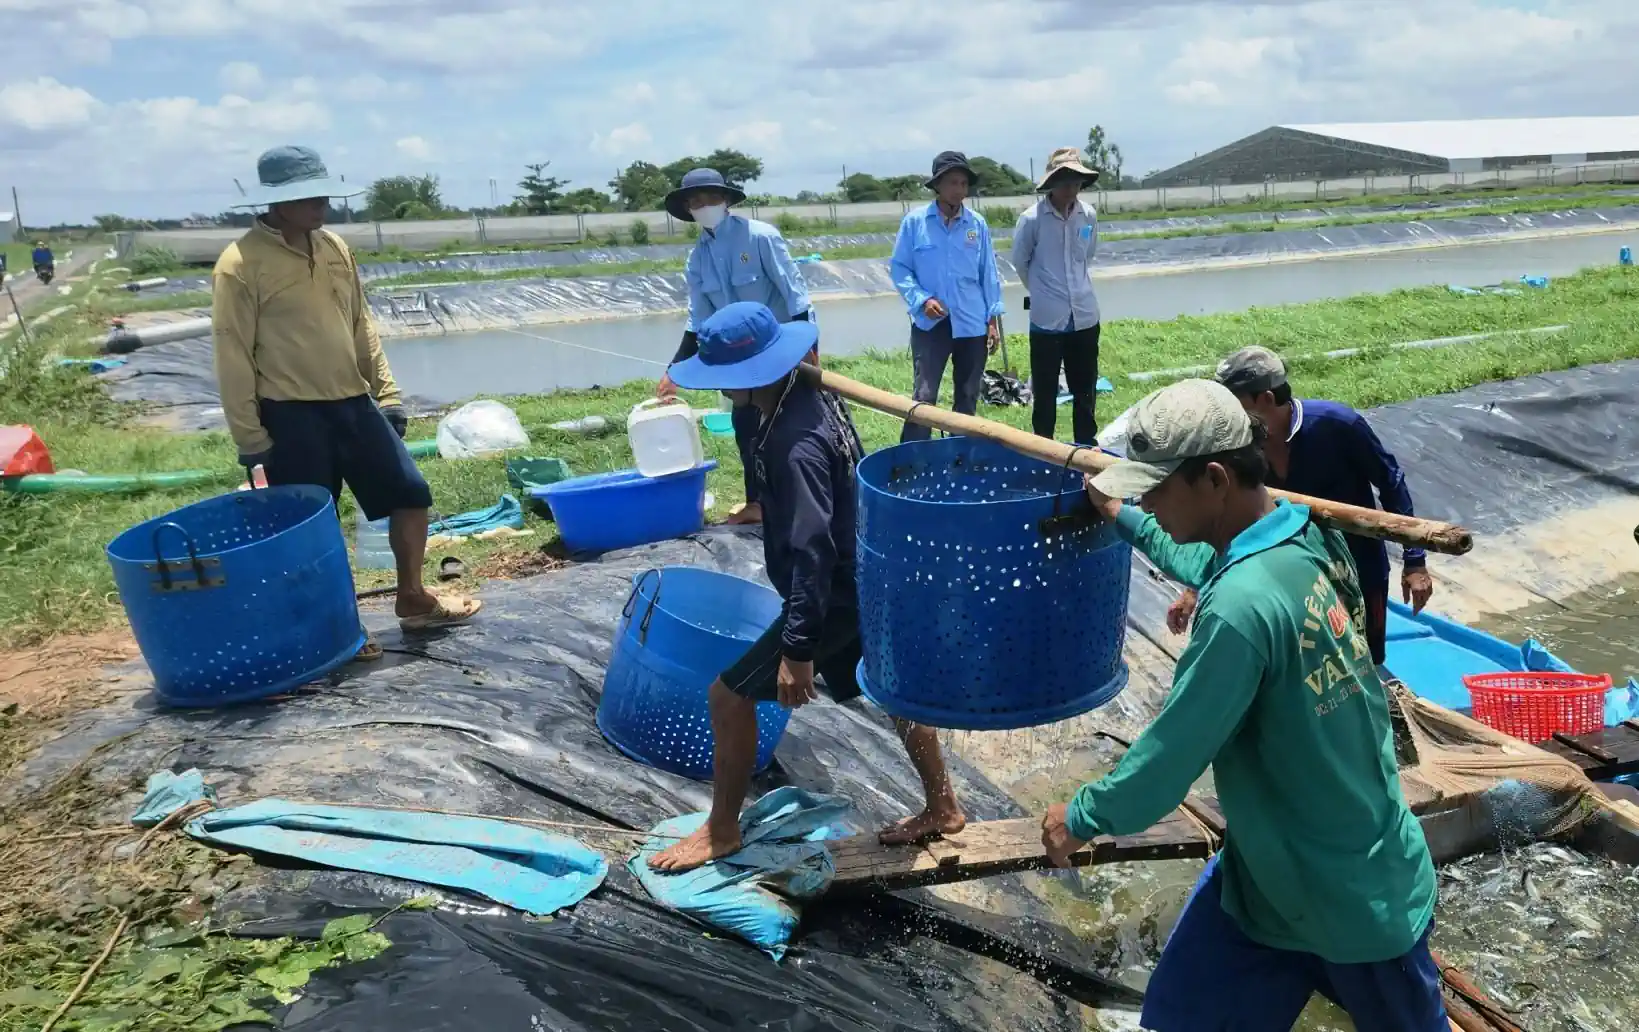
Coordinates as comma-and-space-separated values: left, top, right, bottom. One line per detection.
1067, 502, 1435, 964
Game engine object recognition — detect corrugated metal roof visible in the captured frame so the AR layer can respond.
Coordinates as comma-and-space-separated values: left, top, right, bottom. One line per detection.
1280, 116, 1639, 160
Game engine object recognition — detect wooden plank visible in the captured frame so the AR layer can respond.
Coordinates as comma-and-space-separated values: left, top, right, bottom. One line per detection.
1535, 724, 1639, 779
1550, 731, 1618, 764
829, 810, 1215, 894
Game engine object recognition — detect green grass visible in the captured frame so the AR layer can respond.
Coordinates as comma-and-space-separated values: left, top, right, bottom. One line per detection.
367, 192, 1639, 289
2, 266, 1638, 647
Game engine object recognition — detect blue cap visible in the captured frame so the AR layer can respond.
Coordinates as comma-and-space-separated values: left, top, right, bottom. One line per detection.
667, 302, 819, 391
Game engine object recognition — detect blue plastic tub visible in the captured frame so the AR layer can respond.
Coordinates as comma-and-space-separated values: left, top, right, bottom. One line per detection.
598, 566, 792, 780
534, 461, 716, 555
106, 485, 364, 708
855, 436, 1132, 730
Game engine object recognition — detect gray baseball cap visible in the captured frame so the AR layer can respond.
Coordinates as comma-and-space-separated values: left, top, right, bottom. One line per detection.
1214, 346, 1288, 396
1091, 379, 1255, 499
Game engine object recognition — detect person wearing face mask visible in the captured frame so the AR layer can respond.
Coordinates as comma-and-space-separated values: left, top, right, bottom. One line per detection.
657, 167, 816, 526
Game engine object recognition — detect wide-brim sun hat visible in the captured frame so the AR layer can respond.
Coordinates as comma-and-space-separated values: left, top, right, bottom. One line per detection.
668, 301, 820, 392
664, 167, 748, 223
924, 150, 978, 190
234, 145, 363, 209
1036, 146, 1101, 192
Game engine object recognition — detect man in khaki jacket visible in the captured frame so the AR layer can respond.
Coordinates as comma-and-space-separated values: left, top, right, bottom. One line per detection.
212, 145, 480, 644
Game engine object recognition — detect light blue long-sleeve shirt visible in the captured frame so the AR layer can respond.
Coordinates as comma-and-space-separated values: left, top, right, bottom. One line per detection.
890, 202, 1005, 338
683, 214, 812, 333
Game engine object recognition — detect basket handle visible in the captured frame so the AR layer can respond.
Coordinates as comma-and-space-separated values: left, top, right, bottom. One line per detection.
151, 521, 207, 591
1050, 444, 1090, 522
622, 568, 663, 644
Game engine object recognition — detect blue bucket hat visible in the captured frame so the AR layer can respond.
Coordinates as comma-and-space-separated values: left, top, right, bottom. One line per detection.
234, 145, 362, 208
664, 167, 748, 223
668, 302, 819, 391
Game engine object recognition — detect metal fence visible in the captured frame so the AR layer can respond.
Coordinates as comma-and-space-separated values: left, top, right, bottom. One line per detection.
118, 161, 1639, 265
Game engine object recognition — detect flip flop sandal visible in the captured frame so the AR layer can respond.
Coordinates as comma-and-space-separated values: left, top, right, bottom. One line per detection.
399, 594, 483, 632
354, 635, 384, 662
438, 556, 466, 581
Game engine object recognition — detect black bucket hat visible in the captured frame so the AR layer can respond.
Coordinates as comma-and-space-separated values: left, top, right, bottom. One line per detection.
924, 150, 978, 190
664, 167, 748, 223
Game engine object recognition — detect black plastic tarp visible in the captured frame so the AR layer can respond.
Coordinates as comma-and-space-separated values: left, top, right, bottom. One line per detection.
363, 207, 1639, 332
354, 193, 1639, 283
18, 532, 1139, 1032
1119, 358, 1639, 650
35, 359, 1639, 1029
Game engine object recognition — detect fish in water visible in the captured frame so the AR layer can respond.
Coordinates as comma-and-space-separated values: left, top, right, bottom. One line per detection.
1521, 869, 1541, 901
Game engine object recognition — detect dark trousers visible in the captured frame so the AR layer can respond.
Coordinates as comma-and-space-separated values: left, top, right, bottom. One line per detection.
259, 395, 432, 521
901, 319, 986, 444
1363, 586, 1388, 667
1029, 320, 1100, 445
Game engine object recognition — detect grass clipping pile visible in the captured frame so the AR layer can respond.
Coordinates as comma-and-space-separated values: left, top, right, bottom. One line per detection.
0, 645, 404, 1032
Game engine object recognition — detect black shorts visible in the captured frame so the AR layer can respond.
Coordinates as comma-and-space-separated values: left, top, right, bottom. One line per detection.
259, 395, 433, 520
721, 606, 864, 704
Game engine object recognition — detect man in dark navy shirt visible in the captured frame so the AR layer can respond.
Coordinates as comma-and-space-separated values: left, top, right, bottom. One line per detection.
1165, 346, 1430, 665
649, 301, 966, 873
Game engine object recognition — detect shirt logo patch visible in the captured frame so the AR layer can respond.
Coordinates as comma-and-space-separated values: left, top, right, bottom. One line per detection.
1326, 598, 1350, 638
966, 229, 978, 244
740, 252, 750, 263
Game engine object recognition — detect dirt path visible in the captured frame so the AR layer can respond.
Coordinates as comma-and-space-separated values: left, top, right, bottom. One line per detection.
0, 629, 140, 776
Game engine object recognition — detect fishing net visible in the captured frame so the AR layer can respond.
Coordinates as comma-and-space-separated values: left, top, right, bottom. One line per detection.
1389, 683, 1600, 842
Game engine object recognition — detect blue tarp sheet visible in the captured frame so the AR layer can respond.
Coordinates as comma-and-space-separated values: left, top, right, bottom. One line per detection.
630, 787, 855, 960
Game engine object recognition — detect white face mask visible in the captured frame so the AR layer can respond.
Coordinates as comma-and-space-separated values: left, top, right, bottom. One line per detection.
693, 204, 728, 230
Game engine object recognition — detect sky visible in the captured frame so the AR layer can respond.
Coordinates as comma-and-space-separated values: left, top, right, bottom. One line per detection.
0, 0, 1633, 224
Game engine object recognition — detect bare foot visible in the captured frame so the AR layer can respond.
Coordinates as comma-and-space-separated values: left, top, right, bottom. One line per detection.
724, 502, 763, 526
878, 805, 967, 846
648, 822, 743, 874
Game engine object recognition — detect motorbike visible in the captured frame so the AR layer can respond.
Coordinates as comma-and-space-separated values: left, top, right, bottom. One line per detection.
34, 264, 53, 285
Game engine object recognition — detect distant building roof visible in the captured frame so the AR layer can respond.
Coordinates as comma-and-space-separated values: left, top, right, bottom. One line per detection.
1280, 116, 1639, 160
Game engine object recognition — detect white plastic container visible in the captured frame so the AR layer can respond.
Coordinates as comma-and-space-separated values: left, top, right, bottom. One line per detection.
627, 399, 704, 478
354, 509, 395, 570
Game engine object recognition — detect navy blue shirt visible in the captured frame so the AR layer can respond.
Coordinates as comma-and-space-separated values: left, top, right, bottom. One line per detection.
753, 381, 861, 660
1272, 398, 1425, 592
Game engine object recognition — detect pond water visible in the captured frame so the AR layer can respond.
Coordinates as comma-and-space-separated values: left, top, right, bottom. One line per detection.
384, 231, 1634, 405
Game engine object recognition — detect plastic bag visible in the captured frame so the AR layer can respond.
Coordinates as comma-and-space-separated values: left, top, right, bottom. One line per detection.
436, 400, 529, 459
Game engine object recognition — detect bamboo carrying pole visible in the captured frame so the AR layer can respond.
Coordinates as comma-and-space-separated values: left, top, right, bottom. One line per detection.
802, 366, 1474, 556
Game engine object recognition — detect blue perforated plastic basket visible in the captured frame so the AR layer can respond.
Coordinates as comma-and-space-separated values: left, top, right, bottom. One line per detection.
855, 436, 1132, 730
597, 566, 792, 780
106, 485, 365, 708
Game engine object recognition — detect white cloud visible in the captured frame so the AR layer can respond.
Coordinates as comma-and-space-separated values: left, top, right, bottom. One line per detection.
4, 0, 1639, 220
0, 77, 100, 133
590, 121, 652, 157
1165, 80, 1227, 107
614, 81, 656, 105
721, 120, 782, 151
396, 135, 433, 161
218, 61, 263, 94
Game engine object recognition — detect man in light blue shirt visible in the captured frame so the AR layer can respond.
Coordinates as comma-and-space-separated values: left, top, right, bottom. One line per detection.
1012, 146, 1103, 444
657, 167, 815, 525
890, 151, 1005, 444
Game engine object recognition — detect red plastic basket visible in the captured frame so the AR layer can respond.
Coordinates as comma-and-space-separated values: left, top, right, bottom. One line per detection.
1463, 672, 1611, 742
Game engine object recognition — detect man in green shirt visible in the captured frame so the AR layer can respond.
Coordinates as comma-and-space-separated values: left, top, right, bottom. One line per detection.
1039, 378, 1445, 1030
